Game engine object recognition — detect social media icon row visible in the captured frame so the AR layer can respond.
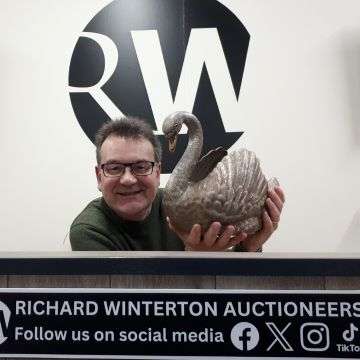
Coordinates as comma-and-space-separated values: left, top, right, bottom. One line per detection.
230, 322, 331, 352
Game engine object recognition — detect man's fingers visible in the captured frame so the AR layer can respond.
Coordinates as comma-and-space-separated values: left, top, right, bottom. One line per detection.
268, 189, 283, 213
232, 232, 248, 245
186, 224, 202, 247
263, 210, 276, 233
266, 197, 281, 225
274, 186, 285, 203
215, 225, 235, 249
202, 222, 221, 248
227, 232, 247, 248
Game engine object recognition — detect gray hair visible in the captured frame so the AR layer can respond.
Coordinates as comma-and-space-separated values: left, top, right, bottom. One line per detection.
95, 117, 162, 164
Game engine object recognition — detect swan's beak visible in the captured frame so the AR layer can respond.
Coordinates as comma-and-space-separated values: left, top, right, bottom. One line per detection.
169, 136, 178, 152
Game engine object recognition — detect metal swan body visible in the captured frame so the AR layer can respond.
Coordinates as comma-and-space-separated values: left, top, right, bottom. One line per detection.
162, 111, 278, 235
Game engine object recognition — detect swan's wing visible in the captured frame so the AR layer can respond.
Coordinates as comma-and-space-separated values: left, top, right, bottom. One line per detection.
187, 149, 268, 230
170, 149, 268, 234
211, 150, 268, 218
189, 147, 227, 182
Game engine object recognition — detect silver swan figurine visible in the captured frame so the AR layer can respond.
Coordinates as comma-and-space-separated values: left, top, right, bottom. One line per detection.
162, 111, 278, 235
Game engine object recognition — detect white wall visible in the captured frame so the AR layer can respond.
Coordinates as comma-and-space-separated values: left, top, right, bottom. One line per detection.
0, 0, 359, 251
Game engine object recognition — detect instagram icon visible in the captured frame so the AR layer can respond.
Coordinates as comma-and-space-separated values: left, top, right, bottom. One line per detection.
300, 323, 330, 351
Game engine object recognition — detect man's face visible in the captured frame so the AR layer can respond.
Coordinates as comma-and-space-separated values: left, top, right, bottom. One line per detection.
96, 135, 160, 221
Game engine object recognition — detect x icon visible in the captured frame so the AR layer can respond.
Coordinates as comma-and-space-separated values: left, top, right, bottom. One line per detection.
266, 322, 293, 351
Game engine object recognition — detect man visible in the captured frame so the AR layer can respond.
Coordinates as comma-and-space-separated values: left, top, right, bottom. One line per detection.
70, 117, 285, 251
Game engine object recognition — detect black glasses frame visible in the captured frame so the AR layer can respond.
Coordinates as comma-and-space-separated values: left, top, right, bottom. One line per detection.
101, 161, 156, 178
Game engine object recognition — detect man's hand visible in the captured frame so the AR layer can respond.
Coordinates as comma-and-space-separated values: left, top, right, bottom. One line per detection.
167, 218, 248, 251
167, 186, 285, 252
237, 186, 285, 251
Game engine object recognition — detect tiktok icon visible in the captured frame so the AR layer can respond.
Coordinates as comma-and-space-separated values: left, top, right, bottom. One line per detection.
230, 322, 259, 351
343, 323, 359, 342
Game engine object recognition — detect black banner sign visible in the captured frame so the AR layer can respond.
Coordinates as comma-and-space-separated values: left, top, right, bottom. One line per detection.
0, 289, 359, 358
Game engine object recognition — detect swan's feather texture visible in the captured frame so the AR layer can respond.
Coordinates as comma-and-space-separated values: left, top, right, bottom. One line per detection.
164, 148, 270, 235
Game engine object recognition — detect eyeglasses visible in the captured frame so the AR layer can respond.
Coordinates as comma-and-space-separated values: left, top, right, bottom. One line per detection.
101, 161, 156, 177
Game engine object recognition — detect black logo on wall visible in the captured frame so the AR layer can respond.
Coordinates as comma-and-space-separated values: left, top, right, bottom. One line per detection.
69, 0, 250, 172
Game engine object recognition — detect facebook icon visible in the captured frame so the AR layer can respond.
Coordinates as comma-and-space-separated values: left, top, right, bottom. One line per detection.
231, 322, 260, 351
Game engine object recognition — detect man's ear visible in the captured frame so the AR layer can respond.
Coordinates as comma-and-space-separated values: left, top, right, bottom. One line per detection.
155, 162, 161, 186
95, 165, 102, 192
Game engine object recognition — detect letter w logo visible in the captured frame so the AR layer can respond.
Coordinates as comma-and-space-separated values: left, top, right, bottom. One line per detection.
132, 28, 240, 132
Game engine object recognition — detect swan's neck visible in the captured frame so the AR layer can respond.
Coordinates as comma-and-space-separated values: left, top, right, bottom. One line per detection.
165, 117, 203, 199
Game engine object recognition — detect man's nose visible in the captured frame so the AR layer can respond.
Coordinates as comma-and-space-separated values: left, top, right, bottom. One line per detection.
119, 167, 138, 185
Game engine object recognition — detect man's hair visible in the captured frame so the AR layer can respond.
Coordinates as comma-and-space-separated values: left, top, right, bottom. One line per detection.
95, 116, 162, 164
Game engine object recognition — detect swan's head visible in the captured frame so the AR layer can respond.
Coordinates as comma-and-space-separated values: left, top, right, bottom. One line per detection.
162, 112, 186, 152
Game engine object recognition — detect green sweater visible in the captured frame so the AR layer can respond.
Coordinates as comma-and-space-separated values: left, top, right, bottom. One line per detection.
70, 191, 184, 251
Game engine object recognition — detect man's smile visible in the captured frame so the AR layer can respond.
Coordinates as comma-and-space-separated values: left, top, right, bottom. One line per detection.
116, 190, 143, 196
